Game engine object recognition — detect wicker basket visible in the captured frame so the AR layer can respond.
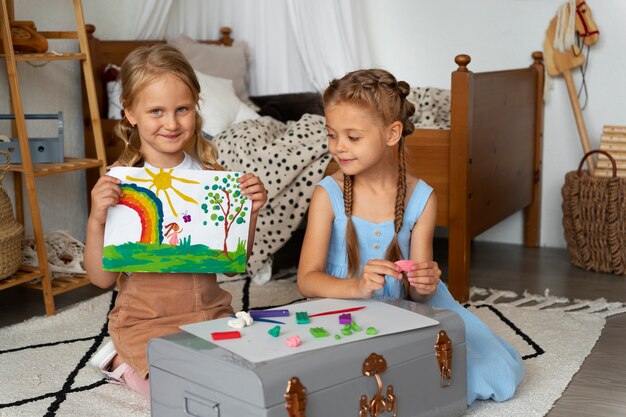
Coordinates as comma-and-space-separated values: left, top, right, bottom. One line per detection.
0, 150, 24, 280
562, 150, 626, 275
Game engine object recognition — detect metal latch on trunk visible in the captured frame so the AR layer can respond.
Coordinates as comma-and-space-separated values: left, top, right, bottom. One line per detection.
435, 330, 453, 387
284, 376, 307, 417
359, 352, 397, 417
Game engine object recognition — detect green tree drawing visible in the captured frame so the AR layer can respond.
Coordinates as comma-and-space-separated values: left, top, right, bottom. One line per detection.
201, 173, 249, 259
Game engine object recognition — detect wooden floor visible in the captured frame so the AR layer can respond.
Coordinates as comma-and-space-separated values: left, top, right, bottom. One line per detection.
1, 239, 625, 416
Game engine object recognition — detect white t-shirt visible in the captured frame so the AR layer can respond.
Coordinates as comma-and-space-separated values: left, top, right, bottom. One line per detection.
143, 152, 202, 171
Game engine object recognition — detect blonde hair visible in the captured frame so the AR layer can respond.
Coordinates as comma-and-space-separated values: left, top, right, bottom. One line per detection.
114, 43, 222, 170
323, 69, 416, 277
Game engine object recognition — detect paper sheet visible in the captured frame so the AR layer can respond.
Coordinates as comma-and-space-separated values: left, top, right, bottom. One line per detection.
180, 298, 439, 363
103, 167, 251, 273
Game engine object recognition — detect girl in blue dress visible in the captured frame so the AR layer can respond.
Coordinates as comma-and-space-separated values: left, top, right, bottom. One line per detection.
297, 69, 524, 405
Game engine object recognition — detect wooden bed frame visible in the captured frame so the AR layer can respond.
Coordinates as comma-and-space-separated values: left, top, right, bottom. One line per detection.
82, 24, 544, 303
445, 53, 544, 301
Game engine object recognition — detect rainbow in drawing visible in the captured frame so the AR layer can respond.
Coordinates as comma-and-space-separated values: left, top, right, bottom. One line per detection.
119, 183, 164, 244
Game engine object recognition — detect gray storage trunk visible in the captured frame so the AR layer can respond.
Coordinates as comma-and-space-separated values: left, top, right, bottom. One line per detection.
148, 299, 467, 417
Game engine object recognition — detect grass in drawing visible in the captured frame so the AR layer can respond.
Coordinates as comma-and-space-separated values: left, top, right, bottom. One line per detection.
201, 172, 249, 259
125, 167, 200, 217
103, 238, 247, 273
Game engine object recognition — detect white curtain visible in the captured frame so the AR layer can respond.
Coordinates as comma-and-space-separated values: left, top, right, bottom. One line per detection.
286, 0, 371, 91
132, 0, 371, 95
133, 0, 175, 40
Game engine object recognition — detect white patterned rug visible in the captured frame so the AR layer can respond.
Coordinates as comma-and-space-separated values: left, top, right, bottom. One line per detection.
1, 272, 625, 417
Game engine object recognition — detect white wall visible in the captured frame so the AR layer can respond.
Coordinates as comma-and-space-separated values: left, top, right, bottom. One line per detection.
362, 0, 626, 248
2, 0, 624, 249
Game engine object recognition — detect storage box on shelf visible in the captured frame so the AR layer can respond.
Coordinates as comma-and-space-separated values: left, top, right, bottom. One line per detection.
0, 113, 64, 163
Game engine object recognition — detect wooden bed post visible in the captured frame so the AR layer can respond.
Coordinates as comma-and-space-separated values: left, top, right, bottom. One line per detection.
523, 51, 544, 247
448, 55, 473, 303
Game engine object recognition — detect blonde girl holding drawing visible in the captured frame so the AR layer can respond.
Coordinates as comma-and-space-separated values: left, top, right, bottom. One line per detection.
297, 69, 524, 405
84, 44, 267, 399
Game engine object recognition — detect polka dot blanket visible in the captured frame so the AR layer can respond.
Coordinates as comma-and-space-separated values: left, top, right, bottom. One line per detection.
212, 114, 331, 282
407, 86, 450, 129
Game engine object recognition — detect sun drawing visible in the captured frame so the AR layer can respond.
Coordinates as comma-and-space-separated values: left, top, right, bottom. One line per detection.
126, 168, 199, 217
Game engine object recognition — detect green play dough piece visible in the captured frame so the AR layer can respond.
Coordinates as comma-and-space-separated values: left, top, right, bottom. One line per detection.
366, 326, 378, 335
341, 328, 352, 336
296, 312, 310, 324
310, 327, 329, 338
335, 334, 341, 340
268, 326, 281, 337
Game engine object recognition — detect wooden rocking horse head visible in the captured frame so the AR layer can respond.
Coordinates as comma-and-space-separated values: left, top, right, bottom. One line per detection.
544, 0, 599, 76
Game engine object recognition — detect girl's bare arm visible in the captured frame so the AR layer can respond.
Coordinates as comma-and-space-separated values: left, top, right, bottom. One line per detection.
407, 192, 440, 301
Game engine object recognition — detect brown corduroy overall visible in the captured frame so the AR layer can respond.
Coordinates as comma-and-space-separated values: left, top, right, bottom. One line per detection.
108, 272, 234, 378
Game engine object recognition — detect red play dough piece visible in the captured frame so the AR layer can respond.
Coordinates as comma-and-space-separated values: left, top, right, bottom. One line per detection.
211, 331, 241, 340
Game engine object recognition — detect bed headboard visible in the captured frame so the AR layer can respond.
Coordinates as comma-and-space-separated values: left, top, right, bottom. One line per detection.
85, 24, 234, 119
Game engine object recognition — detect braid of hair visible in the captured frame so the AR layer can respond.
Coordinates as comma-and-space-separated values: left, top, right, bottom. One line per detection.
385, 138, 409, 294
114, 118, 143, 167
384, 138, 407, 262
398, 81, 416, 137
344, 174, 361, 277
395, 138, 408, 235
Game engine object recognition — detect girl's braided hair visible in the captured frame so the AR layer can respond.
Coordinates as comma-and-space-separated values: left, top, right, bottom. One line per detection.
323, 69, 416, 278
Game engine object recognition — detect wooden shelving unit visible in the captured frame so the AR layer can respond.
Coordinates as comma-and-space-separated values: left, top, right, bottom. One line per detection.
0, 0, 106, 315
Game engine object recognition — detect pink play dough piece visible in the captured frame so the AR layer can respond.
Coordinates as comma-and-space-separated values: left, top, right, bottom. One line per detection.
395, 260, 417, 272
285, 335, 302, 347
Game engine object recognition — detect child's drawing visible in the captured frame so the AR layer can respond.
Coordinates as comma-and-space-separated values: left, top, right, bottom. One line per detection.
102, 167, 251, 273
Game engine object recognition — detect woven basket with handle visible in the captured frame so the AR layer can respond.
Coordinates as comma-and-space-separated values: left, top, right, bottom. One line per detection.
562, 150, 626, 275
0, 150, 24, 280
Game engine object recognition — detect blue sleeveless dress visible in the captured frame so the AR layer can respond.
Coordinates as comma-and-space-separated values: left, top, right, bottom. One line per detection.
320, 176, 524, 405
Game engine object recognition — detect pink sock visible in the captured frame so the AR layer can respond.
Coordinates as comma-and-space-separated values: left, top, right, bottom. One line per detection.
121, 366, 151, 399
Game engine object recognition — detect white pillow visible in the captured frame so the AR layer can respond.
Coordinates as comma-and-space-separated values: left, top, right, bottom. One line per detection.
234, 98, 261, 123
195, 70, 258, 136
168, 34, 250, 102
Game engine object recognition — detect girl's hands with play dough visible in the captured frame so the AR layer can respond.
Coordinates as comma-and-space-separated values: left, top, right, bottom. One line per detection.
356, 259, 403, 298
405, 261, 441, 296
